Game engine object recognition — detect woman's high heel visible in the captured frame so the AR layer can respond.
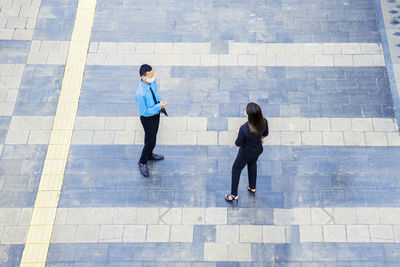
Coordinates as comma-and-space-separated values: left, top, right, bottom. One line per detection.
225, 194, 239, 202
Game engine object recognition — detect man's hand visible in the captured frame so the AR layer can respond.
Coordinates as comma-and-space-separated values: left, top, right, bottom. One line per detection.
160, 101, 167, 109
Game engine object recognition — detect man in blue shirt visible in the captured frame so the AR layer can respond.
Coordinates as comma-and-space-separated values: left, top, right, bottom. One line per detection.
136, 64, 167, 177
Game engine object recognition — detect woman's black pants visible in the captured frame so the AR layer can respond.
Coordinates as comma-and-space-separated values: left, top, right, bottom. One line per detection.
231, 151, 261, 196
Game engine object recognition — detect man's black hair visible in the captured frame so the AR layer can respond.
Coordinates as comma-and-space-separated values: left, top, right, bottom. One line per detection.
139, 64, 152, 77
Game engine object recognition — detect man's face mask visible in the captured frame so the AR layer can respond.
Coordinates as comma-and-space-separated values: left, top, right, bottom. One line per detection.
145, 76, 155, 84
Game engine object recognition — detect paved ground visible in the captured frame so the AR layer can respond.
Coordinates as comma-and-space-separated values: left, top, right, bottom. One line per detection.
1, 0, 400, 266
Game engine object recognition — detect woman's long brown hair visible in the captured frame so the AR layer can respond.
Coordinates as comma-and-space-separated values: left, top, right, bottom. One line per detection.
246, 102, 266, 136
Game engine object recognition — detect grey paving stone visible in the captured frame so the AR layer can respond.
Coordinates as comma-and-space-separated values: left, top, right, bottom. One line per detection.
27, 130, 51, 144
159, 208, 182, 225
123, 225, 146, 242
136, 208, 159, 224
216, 225, 239, 243
1, 225, 27, 244
112, 208, 137, 224
182, 208, 205, 224
65, 208, 92, 225
0, 209, 20, 225
71, 130, 94, 144
146, 225, 170, 242
17, 209, 33, 228
5, 130, 29, 144
323, 225, 347, 242
74, 225, 100, 243
92, 131, 114, 145
54, 208, 68, 225
99, 225, 123, 242
346, 225, 370, 242
51, 225, 77, 243
299, 225, 322, 242
240, 225, 262, 243
74, 117, 105, 130
170, 225, 193, 242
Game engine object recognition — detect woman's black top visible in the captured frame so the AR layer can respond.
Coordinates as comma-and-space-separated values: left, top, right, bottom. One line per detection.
235, 118, 269, 154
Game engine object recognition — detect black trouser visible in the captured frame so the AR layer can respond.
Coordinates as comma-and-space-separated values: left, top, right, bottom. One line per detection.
231, 151, 261, 196
139, 114, 160, 164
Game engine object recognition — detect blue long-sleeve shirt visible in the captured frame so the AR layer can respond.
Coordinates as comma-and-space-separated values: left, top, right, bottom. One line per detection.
135, 80, 162, 117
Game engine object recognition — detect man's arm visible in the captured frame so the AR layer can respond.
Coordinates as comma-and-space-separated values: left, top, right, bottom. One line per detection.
136, 93, 161, 115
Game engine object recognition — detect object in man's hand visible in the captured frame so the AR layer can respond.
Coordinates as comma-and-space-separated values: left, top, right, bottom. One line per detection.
161, 108, 168, 116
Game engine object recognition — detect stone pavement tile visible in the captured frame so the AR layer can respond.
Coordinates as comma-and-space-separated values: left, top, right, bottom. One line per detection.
205, 207, 227, 225
216, 225, 239, 243
136, 208, 159, 224
352, 118, 373, 131
285, 225, 300, 243
5, 130, 29, 144
112, 207, 137, 224
274, 208, 311, 225
346, 225, 370, 242
170, 225, 193, 242
113, 131, 135, 144
322, 225, 347, 242
311, 208, 334, 225
322, 132, 344, 146
262, 226, 286, 243
207, 117, 228, 131
356, 208, 380, 224
182, 208, 205, 224
274, 243, 313, 262
18, 208, 32, 225
123, 225, 146, 242
301, 132, 323, 145
299, 225, 322, 242
158, 208, 182, 225
193, 225, 216, 243
74, 225, 100, 243
0, 244, 24, 266
280, 132, 301, 146
51, 224, 76, 243
379, 208, 400, 224
71, 130, 94, 144
344, 132, 366, 146
0, 40, 30, 63
227, 243, 251, 262
333, 208, 357, 225
251, 244, 275, 262
65, 207, 91, 224
99, 225, 123, 242
27, 130, 51, 144
240, 225, 262, 243
0, 208, 20, 225
14, 65, 65, 116
310, 118, 331, 131
1, 225, 28, 244
387, 132, 400, 145
365, 132, 388, 146
204, 243, 227, 262
33, 0, 78, 41
146, 225, 170, 242
370, 225, 393, 242
226, 208, 251, 225
92, 131, 115, 144
393, 225, 400, 242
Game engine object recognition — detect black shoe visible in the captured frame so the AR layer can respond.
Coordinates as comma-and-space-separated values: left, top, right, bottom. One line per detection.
148, 153, 164, 161
138, 162, 149, 177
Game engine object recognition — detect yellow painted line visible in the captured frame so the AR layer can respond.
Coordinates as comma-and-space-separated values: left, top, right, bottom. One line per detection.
19, 0, 97, 265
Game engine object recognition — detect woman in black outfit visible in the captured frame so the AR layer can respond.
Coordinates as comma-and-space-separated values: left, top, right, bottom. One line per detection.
225, 102, 269, 202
